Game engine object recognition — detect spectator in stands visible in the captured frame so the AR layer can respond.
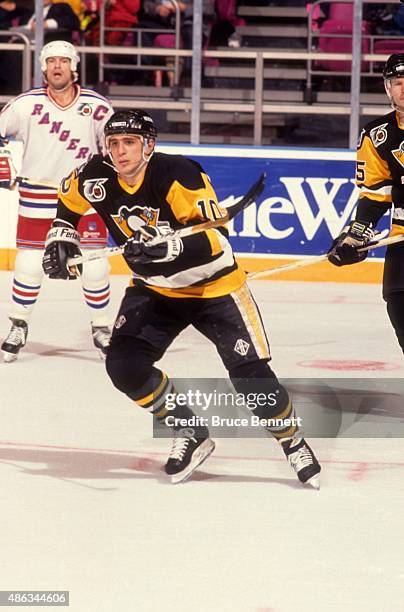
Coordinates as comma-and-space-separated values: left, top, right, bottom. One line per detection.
53, 0, 85, 20
98, 0, 140, 86
18, 0, 80, 42
105, 0, 140, 45
209, 0, 243, 48
139, 1, 192, 55
80, 0, 100, 45
394, 4, 404, 34
370, 3, 404, 36
0, 0, 32, 93
0, 0, 31, 28
363, 3, 396, 34
137, 0, 192, 83
78, 0, 102, 84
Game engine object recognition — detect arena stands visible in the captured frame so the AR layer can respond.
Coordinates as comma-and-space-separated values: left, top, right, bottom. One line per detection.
1, 0, 403, 146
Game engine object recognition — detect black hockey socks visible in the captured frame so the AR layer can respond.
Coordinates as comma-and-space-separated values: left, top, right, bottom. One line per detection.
230, 360, 299, 441
129, 370, 209, 437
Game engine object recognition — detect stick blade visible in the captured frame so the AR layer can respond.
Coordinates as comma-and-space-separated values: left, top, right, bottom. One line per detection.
226, 171, 266, 221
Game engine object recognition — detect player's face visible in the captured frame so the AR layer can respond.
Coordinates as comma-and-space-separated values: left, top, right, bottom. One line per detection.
107, 134, 145, 178
386, 76, 404, 111
45, 56, 74, 90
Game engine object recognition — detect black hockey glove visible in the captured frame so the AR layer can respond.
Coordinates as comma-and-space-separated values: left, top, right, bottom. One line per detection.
124, 225, 183, 268
42, 222, 83, 279
0, 138, 16, 190
327, 220, 375, 267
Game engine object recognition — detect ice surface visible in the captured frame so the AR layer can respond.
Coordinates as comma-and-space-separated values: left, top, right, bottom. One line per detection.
0, 272, 402, 612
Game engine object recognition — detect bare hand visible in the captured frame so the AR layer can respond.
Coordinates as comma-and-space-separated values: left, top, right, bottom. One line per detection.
156, 4, 172, 18
0, 1, 17, 11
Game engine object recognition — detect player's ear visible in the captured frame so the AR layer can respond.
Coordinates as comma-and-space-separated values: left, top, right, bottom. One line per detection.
144, 138, 155, 156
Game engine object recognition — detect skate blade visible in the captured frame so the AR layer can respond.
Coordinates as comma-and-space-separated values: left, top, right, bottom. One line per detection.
170, 439, 216, 484
2, 350, 18, 363
304, 475, 320, 490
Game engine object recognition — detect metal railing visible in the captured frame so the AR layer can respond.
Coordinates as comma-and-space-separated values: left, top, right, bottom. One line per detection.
0, 42, 392, 144
307, 0, 403, 89
0, 0, 397, 147
0, 32, 32, 92
98, 0, 182, 85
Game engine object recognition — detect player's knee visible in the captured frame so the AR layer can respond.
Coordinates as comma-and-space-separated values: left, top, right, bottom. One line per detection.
230, 359, 289, 418
105, 337, 152, 395
81, 257, 110, 284
106, 352, 148, 395
14, 249, 44, 281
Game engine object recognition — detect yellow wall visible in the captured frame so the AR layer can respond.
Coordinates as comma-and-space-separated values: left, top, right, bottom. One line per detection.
0, 248, 383, 283
0, 248, 131, 276
236, 256, 383, 283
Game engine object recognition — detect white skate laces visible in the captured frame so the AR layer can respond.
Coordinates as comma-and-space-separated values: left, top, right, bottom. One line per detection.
1, 319, 28, 362
289, 441, 314, 470
91, 325, 111, 359
281, 436, 321, 489
165, 428, 215, 484
5, 325, 26, 347
168, 433, 196, 462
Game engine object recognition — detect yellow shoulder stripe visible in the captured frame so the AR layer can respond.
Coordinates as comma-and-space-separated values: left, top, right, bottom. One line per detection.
166, 173, 226, 225
59, 172, 92, 216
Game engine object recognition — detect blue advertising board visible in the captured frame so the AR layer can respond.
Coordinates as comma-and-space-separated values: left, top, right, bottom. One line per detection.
159, 145, 390, 260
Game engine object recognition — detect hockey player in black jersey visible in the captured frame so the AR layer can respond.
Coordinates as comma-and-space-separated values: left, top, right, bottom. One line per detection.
42, 109, 321, 487
328, 54, 404, 354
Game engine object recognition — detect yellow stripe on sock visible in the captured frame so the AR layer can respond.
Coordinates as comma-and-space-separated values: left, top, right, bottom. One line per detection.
136, 373, 168, 408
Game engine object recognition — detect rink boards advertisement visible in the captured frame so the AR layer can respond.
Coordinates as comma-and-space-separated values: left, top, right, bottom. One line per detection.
0, 143, 387, 282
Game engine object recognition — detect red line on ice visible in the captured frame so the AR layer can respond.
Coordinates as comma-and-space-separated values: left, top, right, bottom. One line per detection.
347, 461, 369, 480
0, 440, 403, 468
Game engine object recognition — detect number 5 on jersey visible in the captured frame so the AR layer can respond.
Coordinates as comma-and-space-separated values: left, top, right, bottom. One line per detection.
356, 160, 366, 183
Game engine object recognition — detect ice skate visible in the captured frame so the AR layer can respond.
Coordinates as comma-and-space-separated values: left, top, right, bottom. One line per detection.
1, 318, 28, 363
92, 325, 111, 359
165, 428, 215, 484
281, 437, 321, 489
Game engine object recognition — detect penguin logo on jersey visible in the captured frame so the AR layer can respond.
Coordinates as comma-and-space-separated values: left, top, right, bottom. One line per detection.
392, 141, 404, 168
112, 205, 160, 237
77, 103, 93, 116
370, 123, 388, 148
83, 178, 108, 202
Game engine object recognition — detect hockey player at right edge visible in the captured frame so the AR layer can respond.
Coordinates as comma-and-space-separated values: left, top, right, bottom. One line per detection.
42, 110, 321, 487
328, 54, 404, 354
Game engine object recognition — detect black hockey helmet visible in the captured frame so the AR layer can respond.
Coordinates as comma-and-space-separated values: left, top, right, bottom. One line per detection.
104, 110, 157, 140
383, 54, 404, 80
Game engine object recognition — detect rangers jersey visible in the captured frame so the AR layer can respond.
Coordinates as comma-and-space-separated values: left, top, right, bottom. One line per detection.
57, 151, 246, 298
356, 110, 404, 235
0, 85, 113, 220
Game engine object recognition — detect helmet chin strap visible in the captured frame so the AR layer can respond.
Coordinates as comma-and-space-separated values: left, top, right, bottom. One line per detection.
107, 137, 155, 182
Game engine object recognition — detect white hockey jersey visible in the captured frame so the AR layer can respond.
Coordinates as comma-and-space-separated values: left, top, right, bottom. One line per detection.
0, 85, 113, 219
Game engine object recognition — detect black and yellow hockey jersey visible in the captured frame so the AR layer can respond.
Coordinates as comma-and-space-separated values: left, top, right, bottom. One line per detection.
356, 110, 404, 236
57, 151, 246, 298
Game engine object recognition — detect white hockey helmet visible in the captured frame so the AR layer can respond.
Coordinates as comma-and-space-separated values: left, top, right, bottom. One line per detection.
40, 40, 80, 73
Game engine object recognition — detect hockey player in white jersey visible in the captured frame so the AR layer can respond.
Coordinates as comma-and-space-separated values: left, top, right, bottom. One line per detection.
0, 41, 114, 361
